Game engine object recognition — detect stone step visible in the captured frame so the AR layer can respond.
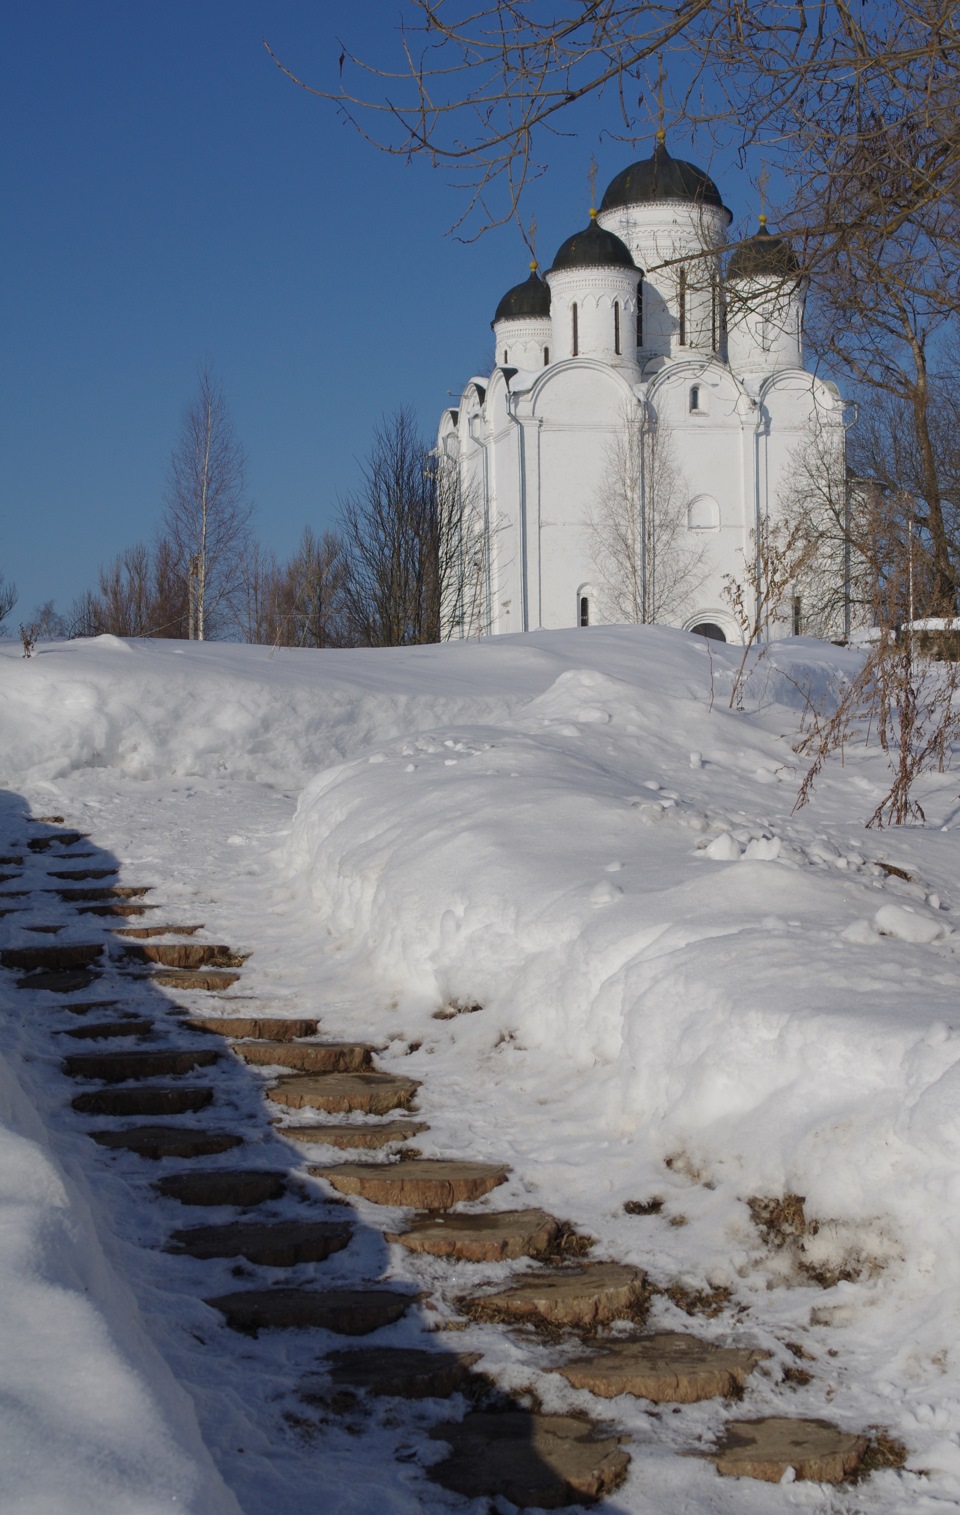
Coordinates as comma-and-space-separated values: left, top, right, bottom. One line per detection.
121, 942, 239, 968
267, 1071, 420, 1116
189, 1015, 320, 1041
113, 924, 203, 939
89, 1126, 243, 1159
61, 1017, 155, 1041
1, 943, 104, 971
24, 925, 65, 934
312, 1159, 509, 1210
167, 1218, 353, 1265
556, 1332, 769, 1403
0, 855, 23, 865
427, 1411, 630, 1508
51, 885, 150, 902
62, 1048, 220, 1082
206, 1287, 411, 1336
154, 1169, 289, 1207
17, 968, 102, 993
28, 832, 86, 851
386, 1208, 561, 1262
48, 868, 117, 881
466, 1262, 649, 1331
232, 1041, 374, 1075
63, 998, 121, 1016
0, 872, 23, 885
72, 1085, 215, 1117
280, 1120, 428, 1150
78, 903, 159, 918
711, 1417, 868, 1483
147, 968, 241, 991
305, 1347, 481, 1402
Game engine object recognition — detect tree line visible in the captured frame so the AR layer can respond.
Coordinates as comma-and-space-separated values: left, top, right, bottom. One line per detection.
3, 368, 477, 651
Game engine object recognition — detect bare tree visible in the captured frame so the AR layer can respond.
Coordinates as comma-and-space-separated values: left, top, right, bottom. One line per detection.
0, 574, 16, 635
723, 520, 817, 708
163, 364, 254, 640
795, 555, 960, 827
432, 460, 489, 639
281, 527, 350, 647
266, 1, 960, 274
236, 542, 285, 646
339, 408, 442, 647
588, 407, 705, 625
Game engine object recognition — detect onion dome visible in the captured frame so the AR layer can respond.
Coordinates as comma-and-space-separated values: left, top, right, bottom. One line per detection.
493, 262, 552, 324
727, 217, 801, 279
600, 135, 729, 219
548, 210, 635, 272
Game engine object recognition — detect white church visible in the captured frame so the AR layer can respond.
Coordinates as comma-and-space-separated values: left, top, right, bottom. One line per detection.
437, 136, 846, 644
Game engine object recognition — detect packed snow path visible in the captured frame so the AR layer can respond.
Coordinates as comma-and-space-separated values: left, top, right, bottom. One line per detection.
0, 808, 898, 1509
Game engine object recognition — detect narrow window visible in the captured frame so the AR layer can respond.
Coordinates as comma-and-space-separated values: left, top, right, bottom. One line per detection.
614, 300, 621, 355
792, 594, 802, 636
636, 279, 643, 346
579, 595, 589, 627
572, 302, 579, 356
503, 349, 509, 365
678, 269, 687, 345
689, 384, 700, 412
543, 346, 550, 366
711, 278, 718, 350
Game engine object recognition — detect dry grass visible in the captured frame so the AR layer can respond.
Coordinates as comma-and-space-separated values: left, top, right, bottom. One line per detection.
661, 1281, 733, 1319
850, 1429, 909, 1481
624, 1197, 664, 1216
747, 1192, 868, 1288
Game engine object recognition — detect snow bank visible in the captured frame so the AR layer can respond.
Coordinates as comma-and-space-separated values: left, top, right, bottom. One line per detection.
0, 1052, 241, 1514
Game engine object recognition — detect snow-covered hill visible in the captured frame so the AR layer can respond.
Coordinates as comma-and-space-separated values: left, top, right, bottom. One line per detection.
1, 627, 958, 1512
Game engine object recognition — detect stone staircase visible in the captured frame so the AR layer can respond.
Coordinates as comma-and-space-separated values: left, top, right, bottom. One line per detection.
0, 812, 886, 1508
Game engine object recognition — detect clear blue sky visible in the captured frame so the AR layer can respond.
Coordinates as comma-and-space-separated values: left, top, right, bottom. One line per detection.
2, 1, 761, 626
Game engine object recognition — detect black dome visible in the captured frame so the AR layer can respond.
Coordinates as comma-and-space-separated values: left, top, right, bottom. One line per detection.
493, 266, 551, 325
727, 221, 801, 280
600, 139, 729, 220
548, 214, 635, 273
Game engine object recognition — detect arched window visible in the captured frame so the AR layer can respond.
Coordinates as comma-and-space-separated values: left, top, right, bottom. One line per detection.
572, 303, 579, 356
689, 384, 701, 412
687, 495, 721, 530
690, 622, 726, 642
614, 300, 621, 355
579, 595, 590, 627
543, 346, 550, 366
636, 278, 643, 346
678, 269, 687, 345
792, 594, 802, 636
711, 277, 719, 350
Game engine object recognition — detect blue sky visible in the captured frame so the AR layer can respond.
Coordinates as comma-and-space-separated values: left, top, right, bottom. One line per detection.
2, 1, 763, 626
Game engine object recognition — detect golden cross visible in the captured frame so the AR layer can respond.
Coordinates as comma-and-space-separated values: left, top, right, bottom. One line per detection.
587, 155, 598, 210
655, 52, 666, 140
757, 164, 770, 221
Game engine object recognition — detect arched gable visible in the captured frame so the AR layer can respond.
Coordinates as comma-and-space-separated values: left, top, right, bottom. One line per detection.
524, 356, 640, 425
645, 358, 745, 423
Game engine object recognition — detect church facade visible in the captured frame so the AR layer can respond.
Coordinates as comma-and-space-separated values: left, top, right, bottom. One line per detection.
437, 138, 846, 644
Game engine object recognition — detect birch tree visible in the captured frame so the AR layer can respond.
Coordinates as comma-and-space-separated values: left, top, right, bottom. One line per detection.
588, 409, 705, 625
163, 365, 254, 640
